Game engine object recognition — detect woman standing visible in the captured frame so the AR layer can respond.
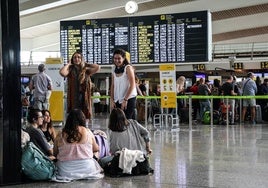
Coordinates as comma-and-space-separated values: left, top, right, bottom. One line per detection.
110, 49, 137, 119
92, 87, 101, 116
176, 76, 186, 116
59, 51, 100, 120
53, 109, 103, 182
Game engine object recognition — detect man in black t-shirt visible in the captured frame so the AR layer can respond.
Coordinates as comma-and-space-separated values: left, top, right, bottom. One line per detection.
221, 75, 237, 124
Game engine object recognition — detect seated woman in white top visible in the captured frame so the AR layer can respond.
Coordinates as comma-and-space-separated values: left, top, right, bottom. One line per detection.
53, 109, 103, 182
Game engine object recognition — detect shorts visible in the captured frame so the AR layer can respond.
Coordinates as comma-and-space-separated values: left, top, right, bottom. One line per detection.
34, 98, 49, 110
242, 98, 256, 107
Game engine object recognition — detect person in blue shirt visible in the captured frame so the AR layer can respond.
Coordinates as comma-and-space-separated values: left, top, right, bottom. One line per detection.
241, 72, 257, 124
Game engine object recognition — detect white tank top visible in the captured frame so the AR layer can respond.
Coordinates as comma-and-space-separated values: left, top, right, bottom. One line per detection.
112, 65, 137, 103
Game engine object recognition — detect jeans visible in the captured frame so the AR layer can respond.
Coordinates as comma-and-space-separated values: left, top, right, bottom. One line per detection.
224, 99, 235, 123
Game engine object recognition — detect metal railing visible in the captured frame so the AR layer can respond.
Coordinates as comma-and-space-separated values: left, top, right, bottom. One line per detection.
92, 95, 268, 129
212, 42, 268, 60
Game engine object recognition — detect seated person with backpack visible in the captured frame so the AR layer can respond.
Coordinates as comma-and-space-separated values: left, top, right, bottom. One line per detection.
26, 108, 55, 160
100, 108, 153, 176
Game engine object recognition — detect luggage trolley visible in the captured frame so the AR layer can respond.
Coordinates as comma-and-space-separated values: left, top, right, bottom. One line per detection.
153, 108, 179, 130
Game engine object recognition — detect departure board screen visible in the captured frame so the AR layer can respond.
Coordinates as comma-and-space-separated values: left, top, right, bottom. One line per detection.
60, 10, 211, 64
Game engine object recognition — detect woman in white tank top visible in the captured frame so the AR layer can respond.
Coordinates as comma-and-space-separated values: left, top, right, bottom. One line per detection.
110, 49, 137, 119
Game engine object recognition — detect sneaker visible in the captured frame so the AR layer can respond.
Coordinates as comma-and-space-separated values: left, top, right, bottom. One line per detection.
251, 120, 256, 125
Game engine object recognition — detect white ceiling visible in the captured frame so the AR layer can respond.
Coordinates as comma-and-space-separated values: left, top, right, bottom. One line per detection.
19, 0, 268, 52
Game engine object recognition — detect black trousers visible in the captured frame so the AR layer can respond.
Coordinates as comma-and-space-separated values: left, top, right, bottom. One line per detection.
116, 97, 136, 119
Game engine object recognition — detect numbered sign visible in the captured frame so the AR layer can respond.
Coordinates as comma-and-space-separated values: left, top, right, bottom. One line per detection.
233, 62, 243, 69
261, 61, 268, 69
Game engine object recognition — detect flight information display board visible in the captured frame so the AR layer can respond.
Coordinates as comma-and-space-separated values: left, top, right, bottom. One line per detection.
60, 10, 211, 64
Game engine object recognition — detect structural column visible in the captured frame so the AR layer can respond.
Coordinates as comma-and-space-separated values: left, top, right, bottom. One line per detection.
0, 0, 22, 185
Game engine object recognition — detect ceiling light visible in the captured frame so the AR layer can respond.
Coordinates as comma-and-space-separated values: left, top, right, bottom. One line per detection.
20, 0, 80, 16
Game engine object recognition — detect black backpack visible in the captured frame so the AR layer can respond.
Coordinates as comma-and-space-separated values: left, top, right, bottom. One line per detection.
104, 154, 154, 177
211, 87, 219, 96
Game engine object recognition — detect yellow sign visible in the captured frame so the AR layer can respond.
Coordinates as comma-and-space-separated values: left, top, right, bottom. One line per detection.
197, 64, 206, 71
261, 61, 268, 69
233, 62, 243, 69
46, 58, 64, 122
161, 92, 176, 108
46, 58, 63, 64
159, 64, 176, 108
49, 91, 64, 121
159, 64, 175, 71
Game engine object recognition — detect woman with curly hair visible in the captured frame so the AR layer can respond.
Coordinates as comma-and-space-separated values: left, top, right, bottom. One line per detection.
53, 109, 103, 182
59, 51, 100, 120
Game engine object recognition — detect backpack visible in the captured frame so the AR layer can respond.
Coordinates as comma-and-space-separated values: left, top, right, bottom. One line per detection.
104, 154, 154, 177
211, 87, 219, 96
203, 110, 220, 125
234, 84, 241, 96
94, 134, 110, 159
21, 142, 56, 180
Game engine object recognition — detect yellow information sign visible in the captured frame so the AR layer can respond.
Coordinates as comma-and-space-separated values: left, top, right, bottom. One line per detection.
45, 58, 64, 122
159, 64, 176, 108
161, 92, 177, 108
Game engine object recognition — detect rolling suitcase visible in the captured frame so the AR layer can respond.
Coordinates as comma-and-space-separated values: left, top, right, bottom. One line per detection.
255, 105, 262, 123
179, 107, 189, 123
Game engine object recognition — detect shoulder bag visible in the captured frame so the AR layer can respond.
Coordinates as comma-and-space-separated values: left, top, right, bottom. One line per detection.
21, 142, 56, 180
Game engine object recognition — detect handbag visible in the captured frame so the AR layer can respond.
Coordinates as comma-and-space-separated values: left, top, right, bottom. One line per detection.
21, 142, 56, 180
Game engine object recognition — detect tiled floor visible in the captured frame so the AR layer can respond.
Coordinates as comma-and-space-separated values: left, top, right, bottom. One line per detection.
5, 115, 268, 188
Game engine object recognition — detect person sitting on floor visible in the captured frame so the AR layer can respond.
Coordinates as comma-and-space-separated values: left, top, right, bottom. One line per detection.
26, 108, 55, 160
53, 109, 104, 182
99, 108, 152, 170
40, 109, 56, 144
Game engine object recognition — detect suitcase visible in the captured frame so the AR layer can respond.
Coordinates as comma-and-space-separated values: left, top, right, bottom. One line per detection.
179, 107, 189, 123
255, 105, 262, 123
263, 105, 268, 121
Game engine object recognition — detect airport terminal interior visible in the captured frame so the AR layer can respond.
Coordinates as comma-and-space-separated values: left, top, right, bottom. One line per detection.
4, 115, 268, 188
1, 0, 268, 187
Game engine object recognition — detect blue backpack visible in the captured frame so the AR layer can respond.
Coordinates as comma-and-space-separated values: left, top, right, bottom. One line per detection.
21, 142, 56, 180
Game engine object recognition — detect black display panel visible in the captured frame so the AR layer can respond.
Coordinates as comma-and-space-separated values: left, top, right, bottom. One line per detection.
60, 10, 211, 64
